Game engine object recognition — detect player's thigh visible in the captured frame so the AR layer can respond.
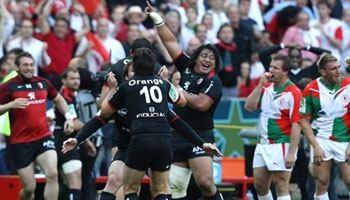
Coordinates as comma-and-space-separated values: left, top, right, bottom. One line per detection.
17, 162, 36, 190
312, 160, 332, 183
150, 170, 170, 194
338, 162, 350, 185
188, 156, 214, 184
36, 150, 58, 177
253, 167, 272, 190
122, 165, 145, 192
109, 160, 125, 177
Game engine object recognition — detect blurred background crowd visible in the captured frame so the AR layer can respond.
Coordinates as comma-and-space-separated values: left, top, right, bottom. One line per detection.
1, 0, 350, 198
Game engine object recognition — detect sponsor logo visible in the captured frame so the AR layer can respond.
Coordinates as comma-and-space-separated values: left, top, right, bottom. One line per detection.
168, 86, 179, 103
129, 79, 163, 86
136, 112, 165, 118
43, 140, 55, 148
192, 146, 205, 154
25, 84, 32, 88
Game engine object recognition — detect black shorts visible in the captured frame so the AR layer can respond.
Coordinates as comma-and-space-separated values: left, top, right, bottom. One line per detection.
55, 142, 80, 167
112, 146, 127, 162
173, 129, 214, 162
11, 136, 56, 170
125, 134, 173, 171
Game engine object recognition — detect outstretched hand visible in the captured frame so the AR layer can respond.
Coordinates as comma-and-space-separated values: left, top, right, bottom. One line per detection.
202, 143, 223, 157
62, 138, 78, 154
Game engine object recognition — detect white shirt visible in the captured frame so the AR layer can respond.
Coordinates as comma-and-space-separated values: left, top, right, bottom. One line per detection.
7, 37, 51, 75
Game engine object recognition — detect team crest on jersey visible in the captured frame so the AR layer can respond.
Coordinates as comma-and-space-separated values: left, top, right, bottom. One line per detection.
28, 92, 35, 100
196, 78, 203, 85
37, 82, 43, 89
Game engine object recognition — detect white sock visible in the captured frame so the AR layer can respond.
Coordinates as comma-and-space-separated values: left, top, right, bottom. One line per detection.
314, 192, 329, 200
258, 190, 273, 200
277, 195, 291, 200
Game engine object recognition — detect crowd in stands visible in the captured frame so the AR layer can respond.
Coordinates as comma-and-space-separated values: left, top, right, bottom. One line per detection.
1, 0, 350, 198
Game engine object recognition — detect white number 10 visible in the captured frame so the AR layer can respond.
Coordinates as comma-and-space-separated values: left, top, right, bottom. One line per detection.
140, 86, 162, 103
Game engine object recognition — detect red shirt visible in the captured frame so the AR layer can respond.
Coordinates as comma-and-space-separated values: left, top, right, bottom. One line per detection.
42, 31, 77, 75
238, 78, 259, 97
0, 76, 58, 144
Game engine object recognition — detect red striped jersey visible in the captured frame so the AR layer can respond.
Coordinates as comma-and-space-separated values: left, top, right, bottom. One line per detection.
300, 77, 350, 142
258, 80, 302, 143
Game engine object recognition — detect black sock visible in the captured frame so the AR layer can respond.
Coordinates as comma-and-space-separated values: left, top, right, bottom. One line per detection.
204, 189, 223, 200
125, 193, 138, 200
68, 189, 81, 200
155, 194, 170, 200
100, 191, 116, 200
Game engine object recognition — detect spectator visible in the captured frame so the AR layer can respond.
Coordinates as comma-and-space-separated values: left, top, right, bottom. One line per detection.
125, 5, 147, 31
237, 61, 258, 97
194, 24, 210, 45
281, 11, 322, 62
227, 4, 255, 62
341, 9, 350, 73
38, 2, 90, 89
310, 0, 343, 61
7, 19, 51, 75
110, 4, 128, 43
186, 37, 201, 56
207, 0, 229, 34
123, 24, 141, 57
215, 24, 240, 98
201, 13, 219, 44
0, 0, 15, 58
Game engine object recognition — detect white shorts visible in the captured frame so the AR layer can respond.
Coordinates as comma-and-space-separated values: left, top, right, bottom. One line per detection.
310, 137, 348, 163
253, 143, 297, 171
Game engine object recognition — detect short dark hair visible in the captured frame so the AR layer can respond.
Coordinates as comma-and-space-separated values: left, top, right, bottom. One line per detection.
217, 23, 233, 38
8, 48, 24, 56
317, 53, 337, 71
61, 68, 79, 79
317, 0, 331, 9
272, 54, 291, 72
188, 44, 221, 71
131, 38, 152, 53
14, 52, 34, 67
132, 48, 156, 75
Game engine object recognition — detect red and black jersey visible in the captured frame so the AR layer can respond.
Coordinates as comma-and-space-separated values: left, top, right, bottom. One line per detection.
54, 87, 78, 143
0, 76, 58, 144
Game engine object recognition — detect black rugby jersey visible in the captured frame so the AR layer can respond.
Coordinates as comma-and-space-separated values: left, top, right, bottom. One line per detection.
173, 52, 222, 130
108, 74, 180, 136
53, 87, 78, 143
